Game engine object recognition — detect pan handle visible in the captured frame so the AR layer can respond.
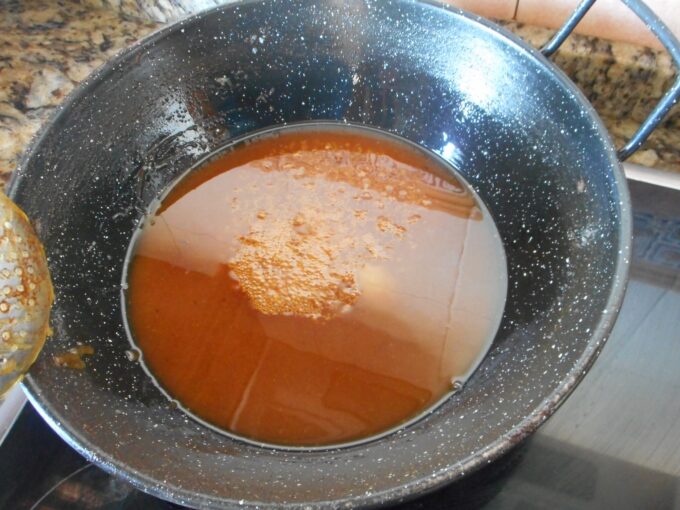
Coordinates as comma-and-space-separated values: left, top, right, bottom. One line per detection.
540, 0, 680, 161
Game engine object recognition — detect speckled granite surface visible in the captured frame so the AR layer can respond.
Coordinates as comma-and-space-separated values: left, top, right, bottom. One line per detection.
499, 20, 680, 171
1, 0, 679, 191
0, 0, 159, 187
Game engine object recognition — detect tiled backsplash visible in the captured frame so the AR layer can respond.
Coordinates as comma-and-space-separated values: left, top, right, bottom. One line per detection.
512, 0, 678, 51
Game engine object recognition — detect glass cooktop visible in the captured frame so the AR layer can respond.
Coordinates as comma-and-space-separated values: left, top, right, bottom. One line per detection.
2, 179, 680, 510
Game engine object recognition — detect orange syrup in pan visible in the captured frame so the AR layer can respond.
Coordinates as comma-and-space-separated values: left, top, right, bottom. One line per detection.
124, 124, 507, 447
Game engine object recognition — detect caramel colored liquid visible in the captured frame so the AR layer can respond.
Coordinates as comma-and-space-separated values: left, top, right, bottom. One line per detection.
125, 125, 507, 447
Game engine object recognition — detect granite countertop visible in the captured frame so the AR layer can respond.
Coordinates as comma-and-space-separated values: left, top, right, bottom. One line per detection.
1, 0, 679, 191
0, 0, 159, 188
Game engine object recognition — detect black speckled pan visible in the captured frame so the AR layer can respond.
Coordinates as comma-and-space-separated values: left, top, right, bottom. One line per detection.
8, 0, 680, 508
